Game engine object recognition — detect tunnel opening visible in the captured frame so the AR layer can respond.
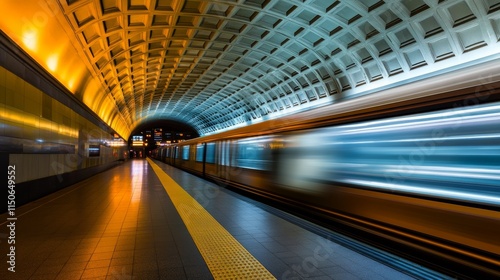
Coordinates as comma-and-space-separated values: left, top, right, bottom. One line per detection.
128, 120, 199, 158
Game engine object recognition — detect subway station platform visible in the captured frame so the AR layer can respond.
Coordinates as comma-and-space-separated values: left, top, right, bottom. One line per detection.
0, 159, 446, 280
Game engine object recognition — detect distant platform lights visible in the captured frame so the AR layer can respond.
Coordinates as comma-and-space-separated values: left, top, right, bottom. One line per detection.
107, 133, 127, 147
108, 139, 127, 147
131, 135, 144, 147
129, 129, 194, 147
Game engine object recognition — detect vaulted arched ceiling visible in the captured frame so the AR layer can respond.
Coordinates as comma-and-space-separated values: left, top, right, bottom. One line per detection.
1, 0, 500, 139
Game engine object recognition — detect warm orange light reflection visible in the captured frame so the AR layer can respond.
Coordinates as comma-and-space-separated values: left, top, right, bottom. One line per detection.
0, 0, 132, 140
67, 79, 75, 91
0, 105, 78, 138
46, 55, 58, 72
22, 30, 38, 51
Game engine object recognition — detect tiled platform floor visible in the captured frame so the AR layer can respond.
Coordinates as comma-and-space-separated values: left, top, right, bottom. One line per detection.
0, 159, 435, 279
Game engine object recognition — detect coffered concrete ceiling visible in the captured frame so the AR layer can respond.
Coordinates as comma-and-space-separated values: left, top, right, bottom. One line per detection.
1, 0, 500, 139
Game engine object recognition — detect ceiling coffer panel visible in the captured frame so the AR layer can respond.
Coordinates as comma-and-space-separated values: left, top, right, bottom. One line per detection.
8, 0, 500, 137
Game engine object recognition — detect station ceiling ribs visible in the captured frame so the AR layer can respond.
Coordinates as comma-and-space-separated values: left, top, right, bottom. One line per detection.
1, 0, 500, 138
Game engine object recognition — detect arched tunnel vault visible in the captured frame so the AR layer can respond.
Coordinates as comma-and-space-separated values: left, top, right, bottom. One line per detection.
1, 0, 500, 139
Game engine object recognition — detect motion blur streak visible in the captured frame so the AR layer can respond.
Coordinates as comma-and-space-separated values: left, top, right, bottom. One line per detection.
344, 180, 500, 205
279, 102, 500, 207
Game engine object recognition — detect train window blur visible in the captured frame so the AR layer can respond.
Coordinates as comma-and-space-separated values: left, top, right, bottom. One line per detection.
277, 102, 500, 205
182, 145, 190, 160
175, 146, 180, 159
206, 143, 216, 164
196, 144, 203, 162
235, 137, 273, 170
220, 141, 230, 166
166, 147, 170, 158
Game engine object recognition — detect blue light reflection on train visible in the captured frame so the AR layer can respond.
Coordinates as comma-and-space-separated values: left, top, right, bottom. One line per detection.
276, 102, 500, 206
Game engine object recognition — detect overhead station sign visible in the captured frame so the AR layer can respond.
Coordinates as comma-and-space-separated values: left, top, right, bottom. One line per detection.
154, 128, 163, 142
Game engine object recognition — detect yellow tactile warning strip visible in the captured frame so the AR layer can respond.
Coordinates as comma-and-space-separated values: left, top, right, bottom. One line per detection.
147, 158, 276, 279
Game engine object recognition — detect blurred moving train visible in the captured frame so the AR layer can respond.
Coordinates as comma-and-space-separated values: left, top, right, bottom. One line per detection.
152, 59, 500, 279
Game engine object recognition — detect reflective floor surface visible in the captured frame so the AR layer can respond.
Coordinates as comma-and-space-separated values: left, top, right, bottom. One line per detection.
0, 159, 427, 279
